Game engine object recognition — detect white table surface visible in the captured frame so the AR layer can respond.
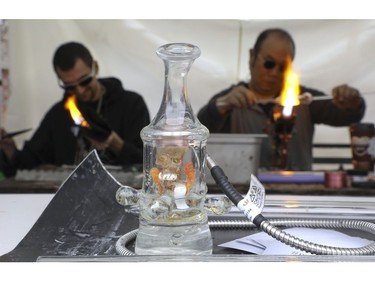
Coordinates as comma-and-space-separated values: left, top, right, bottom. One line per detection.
2, 193, 373, 258
0, 192, 374, 279
0, 193, 54, 256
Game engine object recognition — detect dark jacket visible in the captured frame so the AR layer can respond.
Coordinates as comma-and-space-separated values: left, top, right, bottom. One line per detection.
198, 82, 366, 170
4, 77, 150, 176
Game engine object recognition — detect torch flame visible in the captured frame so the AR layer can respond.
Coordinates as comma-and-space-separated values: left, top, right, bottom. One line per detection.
279, 57, 300, 117
64, 95, 89, 127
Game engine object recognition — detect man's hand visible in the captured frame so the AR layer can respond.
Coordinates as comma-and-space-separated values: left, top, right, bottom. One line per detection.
215, 85, 258, 114
331, 84, 362, 110
88, 131, 124, 155
79, 106, 112, 142
78, 106, 124, 155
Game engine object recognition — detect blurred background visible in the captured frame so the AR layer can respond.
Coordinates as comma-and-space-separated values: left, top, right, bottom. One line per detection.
1, 19, 374, 153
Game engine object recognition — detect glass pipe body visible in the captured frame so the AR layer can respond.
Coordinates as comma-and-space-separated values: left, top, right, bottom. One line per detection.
135, 43, 212, 255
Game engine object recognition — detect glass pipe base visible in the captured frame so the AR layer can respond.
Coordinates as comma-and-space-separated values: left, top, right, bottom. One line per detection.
135, 221, 212, 255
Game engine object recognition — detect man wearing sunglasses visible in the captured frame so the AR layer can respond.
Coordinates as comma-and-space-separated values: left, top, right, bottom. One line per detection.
198, 28, 366, 171
0, 41, 150, 177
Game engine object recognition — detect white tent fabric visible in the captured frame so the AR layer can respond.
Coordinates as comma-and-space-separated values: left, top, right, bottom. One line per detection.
4, 19, 375, 148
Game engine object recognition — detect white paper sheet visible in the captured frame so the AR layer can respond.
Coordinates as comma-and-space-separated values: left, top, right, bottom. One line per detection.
219, 227, 372, 255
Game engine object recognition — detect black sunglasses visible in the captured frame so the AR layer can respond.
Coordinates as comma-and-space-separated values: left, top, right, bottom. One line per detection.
258, 54, 286, 72
58, 68, 95, 91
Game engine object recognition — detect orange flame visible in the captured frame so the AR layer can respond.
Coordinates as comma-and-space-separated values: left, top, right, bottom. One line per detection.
64, 96, 89, 127
279, 57, 300, 117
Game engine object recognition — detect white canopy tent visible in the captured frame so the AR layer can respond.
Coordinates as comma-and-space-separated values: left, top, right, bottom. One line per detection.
3, 19, 375, 150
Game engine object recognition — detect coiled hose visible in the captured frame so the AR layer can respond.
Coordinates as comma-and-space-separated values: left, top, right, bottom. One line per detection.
115, 217, 375, 256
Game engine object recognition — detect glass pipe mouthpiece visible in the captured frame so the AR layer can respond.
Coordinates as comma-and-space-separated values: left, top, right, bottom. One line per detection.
135, 43, 213, 255
156, 43, 201, 61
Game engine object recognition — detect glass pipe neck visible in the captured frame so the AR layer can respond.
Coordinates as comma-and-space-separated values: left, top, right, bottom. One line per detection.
155, 43, 200, 127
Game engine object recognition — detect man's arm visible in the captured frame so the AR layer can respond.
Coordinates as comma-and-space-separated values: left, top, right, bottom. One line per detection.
197, 83, 248, 133
308, 84, 366, 126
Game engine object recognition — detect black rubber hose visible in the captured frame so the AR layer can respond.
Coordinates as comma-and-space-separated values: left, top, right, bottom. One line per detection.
210, 165, 243, 206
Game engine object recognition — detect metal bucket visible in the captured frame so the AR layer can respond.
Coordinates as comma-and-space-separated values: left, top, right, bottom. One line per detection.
205, 133, 267, 186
